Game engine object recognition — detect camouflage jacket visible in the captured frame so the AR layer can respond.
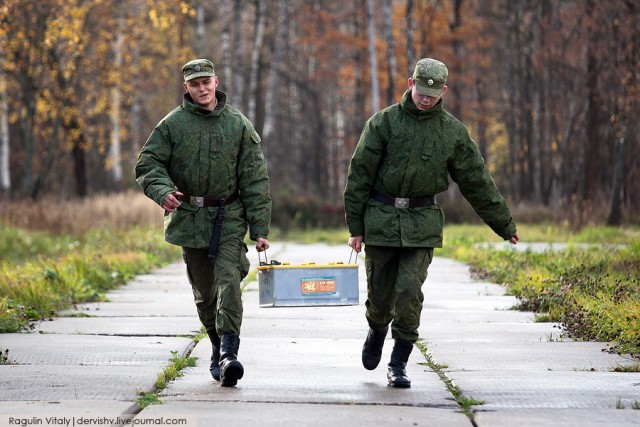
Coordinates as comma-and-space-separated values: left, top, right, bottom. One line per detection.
344, 90, 516, 248
135, 90, 271, 248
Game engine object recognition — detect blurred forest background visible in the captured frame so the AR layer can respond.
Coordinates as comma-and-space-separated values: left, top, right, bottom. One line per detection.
0, 0, 638, 230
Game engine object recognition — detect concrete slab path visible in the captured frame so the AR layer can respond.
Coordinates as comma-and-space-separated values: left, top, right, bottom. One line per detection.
0, 242, 638, 427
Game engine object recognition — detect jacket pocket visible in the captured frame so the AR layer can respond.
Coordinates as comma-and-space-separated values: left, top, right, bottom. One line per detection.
208, 134, 231, 184
401, 205, 444, 246
363, 201, 399, 243
209, 133, 223, 159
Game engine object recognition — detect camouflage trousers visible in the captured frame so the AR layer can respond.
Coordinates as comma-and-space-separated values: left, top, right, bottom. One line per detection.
182, 238, 250, 337
364, 245, 434, 342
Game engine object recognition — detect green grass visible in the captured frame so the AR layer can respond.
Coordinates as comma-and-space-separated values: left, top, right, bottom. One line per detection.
154, 350, 198, 390
0, 227, 80, 265
136, 350, 198, 409
136, 391, 162, 408
440, 224, 640, 358
1, 348, 16, 365
0, 225, 181, 332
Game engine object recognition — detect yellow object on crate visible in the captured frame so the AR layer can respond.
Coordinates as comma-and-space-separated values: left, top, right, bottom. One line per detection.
257, 261, 359, 307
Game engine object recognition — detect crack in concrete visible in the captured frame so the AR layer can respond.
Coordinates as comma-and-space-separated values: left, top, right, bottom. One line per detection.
416, 340, 479, 427
158, 397, 460, 409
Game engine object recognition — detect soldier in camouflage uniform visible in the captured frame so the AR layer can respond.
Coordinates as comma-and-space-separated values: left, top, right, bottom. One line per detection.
135, 58, 271, 387
344, 58, 519, 388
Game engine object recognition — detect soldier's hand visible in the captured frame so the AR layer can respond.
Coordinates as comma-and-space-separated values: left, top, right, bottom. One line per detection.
162, 191, 183, 213
256, 237, 270, 252
348, 235, 364, 253
509, 232, 520, 245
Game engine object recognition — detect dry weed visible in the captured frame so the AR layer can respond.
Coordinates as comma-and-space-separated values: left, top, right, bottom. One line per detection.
0, 190, 163, 234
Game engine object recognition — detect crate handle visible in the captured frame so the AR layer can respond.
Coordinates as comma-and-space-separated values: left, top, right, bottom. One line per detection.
258, 250, 281, 266
258, 250, 269, 266
348, 249, 359, 265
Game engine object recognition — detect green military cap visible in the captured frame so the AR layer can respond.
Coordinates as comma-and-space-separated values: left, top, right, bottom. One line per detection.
412, 58, 448, 97
182, 58, 216, 81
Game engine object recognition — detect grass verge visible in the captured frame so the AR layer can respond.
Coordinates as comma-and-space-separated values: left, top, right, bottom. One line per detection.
0, 225, 181, 332
439, 224, 640, 360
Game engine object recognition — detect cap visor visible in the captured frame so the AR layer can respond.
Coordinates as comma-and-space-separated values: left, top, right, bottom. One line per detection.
185, 72, 215, 81
415, 83, 442, 97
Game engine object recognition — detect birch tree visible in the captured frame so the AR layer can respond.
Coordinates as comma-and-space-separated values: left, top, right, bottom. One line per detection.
383, 0, 397, 105
129, 0, 144, 155
0, 71, 9, 194
220, 0, 232, 85
263, 0, 289, 140
194, 0, 206, 53
366, 0, 379, 113
108, 1, 125, 189
231, 0, 243, 108
406, 0, 416, 76
248, 0, 266, 122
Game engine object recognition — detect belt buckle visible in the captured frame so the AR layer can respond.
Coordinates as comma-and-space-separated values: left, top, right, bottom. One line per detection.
394, 197, 409, 209
190, 196, 204, 208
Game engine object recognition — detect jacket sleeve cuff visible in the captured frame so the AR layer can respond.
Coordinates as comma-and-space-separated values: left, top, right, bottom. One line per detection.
348, 223, 364, 237
495, 222, 517, 241
249, 226, 269, 241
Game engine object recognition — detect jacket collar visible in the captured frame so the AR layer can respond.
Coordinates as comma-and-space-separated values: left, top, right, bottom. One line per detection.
400, 89, 443, 120
183, 90, 227, 117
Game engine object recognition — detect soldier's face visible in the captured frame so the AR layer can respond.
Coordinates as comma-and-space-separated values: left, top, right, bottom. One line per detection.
408, 79, 446, 111
184, 76, 219, 110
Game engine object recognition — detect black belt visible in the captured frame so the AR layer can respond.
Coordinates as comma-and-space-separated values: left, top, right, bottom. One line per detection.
180, 191, 239, 263
371, 191, 436, 208
181, 191, 239, 208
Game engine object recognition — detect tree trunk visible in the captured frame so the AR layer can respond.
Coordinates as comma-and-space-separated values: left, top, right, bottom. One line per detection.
176, 4, 187, 106
406, 0, 416, 77
449, 0, 464, 120
537, 0, 552, 205
248, 0, 266, 123
263, 0, 289, 141
221, 0, 232, 86
108, 4, 125, 190
195, 1, 206, 54
383, 0, 396, 106
31, 119, 60, 200
505, 2, 521, 201
583, 0, 599, 201
366, 0, 379, 113
351, 4, 366, 146
22, 97, 36, 197
0, 72, 9, 195
607, 138, 625, 226
72, 129, 87, 198
130, 0, 144, 156
231, 0, 243, 109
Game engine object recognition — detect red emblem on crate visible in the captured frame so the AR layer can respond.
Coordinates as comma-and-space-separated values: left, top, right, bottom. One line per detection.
300, 277, 337, 295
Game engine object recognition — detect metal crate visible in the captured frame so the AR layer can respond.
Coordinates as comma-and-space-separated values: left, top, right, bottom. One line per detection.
257, 262, 359, 307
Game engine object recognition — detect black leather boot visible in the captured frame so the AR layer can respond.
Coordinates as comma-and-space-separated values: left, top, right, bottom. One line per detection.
362, 325, 388, 370
219, 334, 244, 387
387, 339, 413, 388
209, 331, 221, 381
